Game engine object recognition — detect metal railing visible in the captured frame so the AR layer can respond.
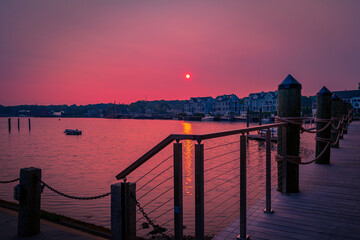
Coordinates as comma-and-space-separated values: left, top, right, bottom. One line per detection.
116, 122, 287, 239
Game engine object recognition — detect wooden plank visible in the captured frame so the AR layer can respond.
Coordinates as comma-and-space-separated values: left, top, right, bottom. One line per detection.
214, 121, 360, 240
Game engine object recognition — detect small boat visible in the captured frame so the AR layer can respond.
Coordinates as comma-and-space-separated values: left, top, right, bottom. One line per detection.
202, 115, 215, 121
64, 129, 82, 135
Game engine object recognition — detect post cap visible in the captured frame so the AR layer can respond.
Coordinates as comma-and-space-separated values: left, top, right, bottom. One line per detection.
317, 86, 332, 96
278, 74, 302, 90
332, 93, 341, 101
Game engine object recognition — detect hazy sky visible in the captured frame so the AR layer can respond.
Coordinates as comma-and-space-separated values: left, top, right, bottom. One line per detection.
1, 1, 360, 106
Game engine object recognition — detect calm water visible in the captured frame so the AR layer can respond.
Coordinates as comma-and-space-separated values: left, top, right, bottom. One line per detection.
0, 117, 314, 237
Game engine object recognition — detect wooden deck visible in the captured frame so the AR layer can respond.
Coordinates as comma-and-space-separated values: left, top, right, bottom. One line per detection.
214, 121, 360, 240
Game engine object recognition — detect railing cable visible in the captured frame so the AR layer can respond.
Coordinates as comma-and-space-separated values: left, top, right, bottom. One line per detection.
135, 154, 173, 183
137, 175, 173, 201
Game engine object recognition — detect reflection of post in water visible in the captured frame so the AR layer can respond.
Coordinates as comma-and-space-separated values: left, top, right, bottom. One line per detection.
182, 122, 194, 196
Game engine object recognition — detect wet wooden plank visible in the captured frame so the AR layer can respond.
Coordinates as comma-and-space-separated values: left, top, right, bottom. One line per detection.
214, 121, 360, 240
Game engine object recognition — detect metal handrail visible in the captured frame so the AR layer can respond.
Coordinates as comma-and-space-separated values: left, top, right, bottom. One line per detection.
116, 122, 286, 180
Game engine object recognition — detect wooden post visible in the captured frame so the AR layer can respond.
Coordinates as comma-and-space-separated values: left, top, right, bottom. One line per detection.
18, 118, 20, 131
238, 134, 249, 239
264, 129, 273, 213
173, 142, 183, 240
8, 118, 11, 132
331, 94, 342, 148
18, 167, 41, 237
195, 143, 204, 240
343, 102, 348, 134
246, 107, 250, 128
28, 118, 31, 131
259, 108, 262, 125
315, 86, 332, 164
277, 74, 301, 193
111, 182, 136, 240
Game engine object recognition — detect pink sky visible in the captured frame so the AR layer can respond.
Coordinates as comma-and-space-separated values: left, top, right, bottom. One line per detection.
1, 1, 360, 106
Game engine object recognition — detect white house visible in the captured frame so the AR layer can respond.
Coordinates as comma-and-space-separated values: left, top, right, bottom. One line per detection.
213, 94, 240, 115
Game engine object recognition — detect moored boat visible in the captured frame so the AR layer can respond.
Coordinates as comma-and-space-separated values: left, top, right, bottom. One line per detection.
64, 129, 82, 135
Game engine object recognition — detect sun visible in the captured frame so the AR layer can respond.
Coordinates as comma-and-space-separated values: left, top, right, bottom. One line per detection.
185, 74, 191, 79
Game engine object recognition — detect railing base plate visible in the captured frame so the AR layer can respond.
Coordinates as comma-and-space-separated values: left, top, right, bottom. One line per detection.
237, 234, 250, 240
263, 208, 274, 214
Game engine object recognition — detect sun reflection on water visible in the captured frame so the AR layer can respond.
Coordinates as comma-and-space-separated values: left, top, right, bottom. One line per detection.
182, 122, 194, 196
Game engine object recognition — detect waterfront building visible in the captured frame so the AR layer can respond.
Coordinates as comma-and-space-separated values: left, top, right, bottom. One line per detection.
243, 91, 278, 112
184, 97, 215, 115
213, 94, 240, 115
333, 83, 360, 115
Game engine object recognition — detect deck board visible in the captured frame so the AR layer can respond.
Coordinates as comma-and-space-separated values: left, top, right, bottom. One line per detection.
214, 121, 360, 240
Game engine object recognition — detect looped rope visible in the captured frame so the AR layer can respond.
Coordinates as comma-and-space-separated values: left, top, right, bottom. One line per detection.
41, 180, 110, 200
275, 116, 303, 126
0, 178, 20, 184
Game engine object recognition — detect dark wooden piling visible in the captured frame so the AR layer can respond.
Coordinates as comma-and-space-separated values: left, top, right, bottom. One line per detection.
18, 118, 20, 131
28, 118, 31, 131
111, 182, 136, 240
259, 108, 262, 126
173, 142, 183, 240
331, 94, 342, 148
343, 102, 348, 134
18, 167, 41, 237
315, 86, 332, 164
195, 143, 204, 240
277, 74, 301, 193
246, 107, 250, 128
8, 118, 11, 132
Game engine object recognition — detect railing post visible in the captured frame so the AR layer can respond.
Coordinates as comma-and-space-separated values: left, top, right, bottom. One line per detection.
315, 86, 332, 164
259, 108, 262, 126
238, 134, 249, 239
246, 107, 250, 128
18, 167, 41, 237
195, 142, 204, 240
264, 129, 273, 213
173, 142, 183, 240
331, 94, 342, 148
277, 74, 301, 193
111, 182, 136, 240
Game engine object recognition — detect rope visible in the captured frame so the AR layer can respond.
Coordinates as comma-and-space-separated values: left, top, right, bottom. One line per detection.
0, 178, 19, 184
41, 180, 110, 200
275, 137, 332, 165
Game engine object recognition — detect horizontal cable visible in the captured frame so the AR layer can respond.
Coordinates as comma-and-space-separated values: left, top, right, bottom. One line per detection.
137, 165, 173, 192
205, 140, 239, 151
205, 166, 240, 183
146, 197, 174, 216
151, 207, 173, 222
204, 158, 240, 173
138, 175, 173, 201
205, 182, 240, 205
135, 154, 173, 183
204, 149, 239, 162
205, 174, 240, 194
143, 187, 173, 208
205, 191, 240, 215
